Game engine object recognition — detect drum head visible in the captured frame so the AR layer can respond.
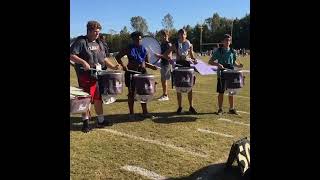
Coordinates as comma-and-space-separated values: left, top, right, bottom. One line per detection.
70, 90, 89, 96
70, 87, 90, 102
141, 36, 161, 64
70, 86, 83, 91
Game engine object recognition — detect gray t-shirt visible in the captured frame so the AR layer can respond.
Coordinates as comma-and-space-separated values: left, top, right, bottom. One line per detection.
70, 37, 106, 67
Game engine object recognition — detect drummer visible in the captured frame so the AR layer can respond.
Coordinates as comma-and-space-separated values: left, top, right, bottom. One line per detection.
162, 28, 198, 114
70, 20, 120, 132
208, 34, 243, 115
115, 31, 158, 120
154, 30, 172, 101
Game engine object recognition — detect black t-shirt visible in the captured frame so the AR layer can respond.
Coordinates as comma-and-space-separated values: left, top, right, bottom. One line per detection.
160, 41, 171, 66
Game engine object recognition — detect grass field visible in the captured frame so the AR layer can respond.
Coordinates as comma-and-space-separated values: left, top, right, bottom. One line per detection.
70, 55, 250, 179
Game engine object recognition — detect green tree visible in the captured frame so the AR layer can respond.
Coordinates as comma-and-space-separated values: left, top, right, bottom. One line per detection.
161, 13, 174, 31
130, 16, 149, 34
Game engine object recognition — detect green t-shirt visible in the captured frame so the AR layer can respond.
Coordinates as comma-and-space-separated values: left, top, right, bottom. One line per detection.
212, 48, 237, 65
212, 47, 237, 77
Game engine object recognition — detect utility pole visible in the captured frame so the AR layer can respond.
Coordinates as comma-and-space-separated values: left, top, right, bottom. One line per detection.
199, 24, 203, 53
231, 19, 234, 46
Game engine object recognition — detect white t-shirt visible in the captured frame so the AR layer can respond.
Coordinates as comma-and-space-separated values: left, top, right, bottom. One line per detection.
176, 40, 192, 60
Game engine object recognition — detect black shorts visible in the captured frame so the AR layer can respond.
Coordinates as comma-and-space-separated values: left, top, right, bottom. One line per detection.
125, 70, 146, 93
216, 77, 226, 93
125, 71, 135, 92
216, 64, 235, 93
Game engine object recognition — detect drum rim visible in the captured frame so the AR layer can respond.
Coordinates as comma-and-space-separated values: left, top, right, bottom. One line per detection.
223, 69, 241, 73
133, 74, 155, 78
70, 95, 91, 99
142, 35, 161, 46
174, 68, 195, 72
98, 71, 123, 75
141, 36, 161, 64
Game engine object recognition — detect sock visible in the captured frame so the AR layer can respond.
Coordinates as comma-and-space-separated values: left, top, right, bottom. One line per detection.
97, 115, 105, 123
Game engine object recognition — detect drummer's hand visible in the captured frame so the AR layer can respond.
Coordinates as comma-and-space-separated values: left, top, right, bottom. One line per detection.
122, 65, 128, 71
238, 63, 244, 68
141, 67, 147, 74
141, 63, 146, 69
192, 58, 198, 64
112, 64, 120, 70
82, 61, 90, 71
218, 64, 224, 69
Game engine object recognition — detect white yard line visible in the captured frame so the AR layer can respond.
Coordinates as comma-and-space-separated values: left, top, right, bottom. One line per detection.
98, 129, 209, 158
217, 118, 250, 127
197, 128, 234, 138
237, 111, 250, 114
121, 165, 166, 180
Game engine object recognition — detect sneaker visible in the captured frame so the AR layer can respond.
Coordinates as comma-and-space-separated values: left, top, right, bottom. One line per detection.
158, 95, 169, 101
229, 109, 239, 115
140, 113, 155, 119
189, 106, 198, 114
217, 109, 223, 115
81, 120, 92, 133
176, 107, 182, 114
97, 120, 113, 128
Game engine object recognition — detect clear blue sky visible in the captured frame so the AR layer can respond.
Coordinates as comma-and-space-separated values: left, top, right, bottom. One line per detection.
70, 0, 250, 37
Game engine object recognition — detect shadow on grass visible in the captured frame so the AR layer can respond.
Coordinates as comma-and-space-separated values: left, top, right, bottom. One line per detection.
70, 113, 146, 132
151, 111, 198, 124
70, 110, 222, 131
114, 98, 128, 103
166, 163, 249, 180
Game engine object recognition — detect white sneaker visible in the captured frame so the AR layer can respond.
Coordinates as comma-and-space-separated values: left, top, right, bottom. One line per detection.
158, 95, 169, 101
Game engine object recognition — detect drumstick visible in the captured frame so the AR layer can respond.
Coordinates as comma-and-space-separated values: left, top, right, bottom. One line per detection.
238, 70, 250, 73
80, 67, 107, 72
222, 68, 235, 71
146, 62, 161, 69
126, 69, 141, 74
81, 67, 141, 74
146, 45, 163, 65
110, 57, 142, 74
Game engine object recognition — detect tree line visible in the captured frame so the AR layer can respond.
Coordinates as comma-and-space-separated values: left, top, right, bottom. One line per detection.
71, 13, 250, 53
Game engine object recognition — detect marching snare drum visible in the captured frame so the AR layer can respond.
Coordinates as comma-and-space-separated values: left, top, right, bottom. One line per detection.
70, 88, 91, 114
97, 71, 124, 104
173, 67, 195, 93
133, 74, 156, 103
222, 69, 244, 95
